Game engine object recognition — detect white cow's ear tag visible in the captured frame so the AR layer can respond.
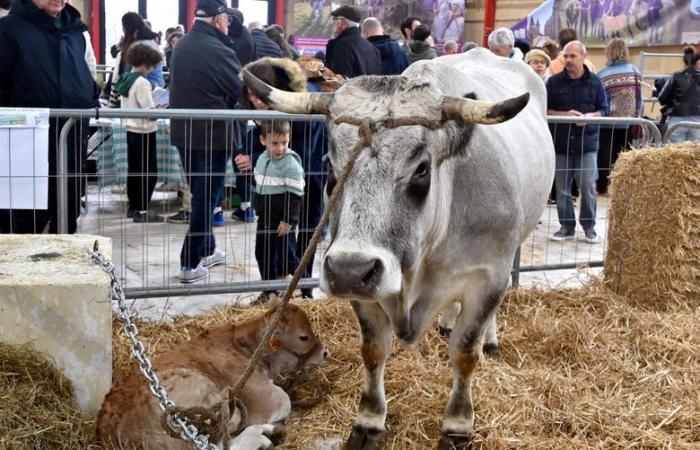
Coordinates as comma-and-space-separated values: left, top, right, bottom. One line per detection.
269, 336, 282, 351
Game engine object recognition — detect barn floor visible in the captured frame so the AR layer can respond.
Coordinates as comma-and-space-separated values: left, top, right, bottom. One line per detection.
75, 183, 609, 320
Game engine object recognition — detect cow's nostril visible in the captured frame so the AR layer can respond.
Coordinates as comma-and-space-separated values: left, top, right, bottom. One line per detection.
323, 350, 329, 359
361, 259, 381, 286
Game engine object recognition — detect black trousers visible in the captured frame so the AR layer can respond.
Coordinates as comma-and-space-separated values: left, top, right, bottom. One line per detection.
126, 131, 158, 211
597, 128, 629, 194
255, 217, 300, 281
0, 118, 86, 234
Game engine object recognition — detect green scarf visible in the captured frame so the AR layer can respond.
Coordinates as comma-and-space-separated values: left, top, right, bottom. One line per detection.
114, 73, 142, 98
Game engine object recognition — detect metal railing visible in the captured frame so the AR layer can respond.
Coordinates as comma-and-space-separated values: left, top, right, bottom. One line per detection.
663, 120, 700, 143
0, 108, 665, 296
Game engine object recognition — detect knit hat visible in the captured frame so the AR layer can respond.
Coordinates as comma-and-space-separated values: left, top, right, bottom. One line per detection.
525, 49, 551, 67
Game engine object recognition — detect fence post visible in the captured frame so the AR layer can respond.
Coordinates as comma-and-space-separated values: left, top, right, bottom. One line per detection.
57, 118, 77, 234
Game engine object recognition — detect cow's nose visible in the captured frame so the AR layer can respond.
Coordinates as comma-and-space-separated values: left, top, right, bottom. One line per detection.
323, 253, 383, 297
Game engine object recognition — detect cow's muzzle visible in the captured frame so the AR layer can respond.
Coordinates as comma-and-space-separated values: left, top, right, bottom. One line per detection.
323, 252, 383, 298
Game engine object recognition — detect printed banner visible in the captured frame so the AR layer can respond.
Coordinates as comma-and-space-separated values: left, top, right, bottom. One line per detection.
512, 0, 700, 48
0, 108, 50, 210
291, 1, 466, 54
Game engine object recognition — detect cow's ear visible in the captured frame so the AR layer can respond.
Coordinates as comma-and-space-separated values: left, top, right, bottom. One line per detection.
266, 294, 281, 311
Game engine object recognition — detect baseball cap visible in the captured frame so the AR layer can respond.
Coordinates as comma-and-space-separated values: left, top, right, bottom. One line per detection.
195, 0, 234, 18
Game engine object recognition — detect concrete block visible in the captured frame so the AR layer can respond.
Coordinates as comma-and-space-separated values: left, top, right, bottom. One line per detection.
0, 235, 112, 416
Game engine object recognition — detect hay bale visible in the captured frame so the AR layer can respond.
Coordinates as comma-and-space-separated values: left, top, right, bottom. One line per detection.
109, 287, 699, 450
605, 142, 700, 308
0, 342, 97, 450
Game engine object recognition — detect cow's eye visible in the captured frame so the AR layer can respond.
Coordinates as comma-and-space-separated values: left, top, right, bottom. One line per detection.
299, 335, 309, 341
413, 162, 429, 178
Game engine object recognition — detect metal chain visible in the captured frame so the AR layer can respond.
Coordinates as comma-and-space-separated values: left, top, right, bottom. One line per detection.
87, 246, 218, 450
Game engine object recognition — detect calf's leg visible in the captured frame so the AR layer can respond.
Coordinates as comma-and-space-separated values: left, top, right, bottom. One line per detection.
346, 301, 393, 450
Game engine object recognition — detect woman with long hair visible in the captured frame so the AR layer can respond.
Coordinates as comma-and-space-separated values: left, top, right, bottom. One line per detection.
658, 46, 700, 143
596, 38, 643, 194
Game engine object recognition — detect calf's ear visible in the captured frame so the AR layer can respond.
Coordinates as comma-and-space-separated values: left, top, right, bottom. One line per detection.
269, 336, 282, 351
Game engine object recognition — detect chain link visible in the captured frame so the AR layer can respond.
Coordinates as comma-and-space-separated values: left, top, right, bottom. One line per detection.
88, 247, 218, 450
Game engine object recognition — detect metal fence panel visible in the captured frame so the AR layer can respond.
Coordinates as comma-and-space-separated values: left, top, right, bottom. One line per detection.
1, 108, 662, 295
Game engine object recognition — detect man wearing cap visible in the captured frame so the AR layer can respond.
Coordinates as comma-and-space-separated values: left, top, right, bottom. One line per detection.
325, 4, 381, 78
170, 0, 246, 283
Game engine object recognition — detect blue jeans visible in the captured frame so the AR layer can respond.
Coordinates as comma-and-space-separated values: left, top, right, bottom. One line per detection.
178, 148, 228, 269
555, 152, 598, 232
667, 116, 700, 143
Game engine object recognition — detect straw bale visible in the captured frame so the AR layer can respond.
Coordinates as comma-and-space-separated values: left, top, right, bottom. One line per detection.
605, 142, 700, 308
4, 282, 699, 449
0, 343, 99, 450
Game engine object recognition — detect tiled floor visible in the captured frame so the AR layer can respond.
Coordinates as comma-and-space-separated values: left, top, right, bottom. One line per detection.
77, 184, 610, 319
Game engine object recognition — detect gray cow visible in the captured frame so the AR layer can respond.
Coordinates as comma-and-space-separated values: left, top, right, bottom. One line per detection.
242, 48, 555, 449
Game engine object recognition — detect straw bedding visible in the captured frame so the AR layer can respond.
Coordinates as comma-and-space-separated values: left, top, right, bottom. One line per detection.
605, 142, 700, 308
3, 280, 698, 449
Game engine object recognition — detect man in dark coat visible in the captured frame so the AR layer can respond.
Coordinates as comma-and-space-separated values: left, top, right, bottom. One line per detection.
362, 17, 409, 75
228, 8, 256, 65
0, 0, 99, 234
170, 0, 246, 283
325, 5, 382, 78
249, 21, 285, 58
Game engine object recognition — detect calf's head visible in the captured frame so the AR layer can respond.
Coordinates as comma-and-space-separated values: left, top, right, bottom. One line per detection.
242, 70, 528, 302
265, 303, 328, 374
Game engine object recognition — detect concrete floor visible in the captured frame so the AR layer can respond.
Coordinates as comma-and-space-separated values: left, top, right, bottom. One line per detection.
77, 183, 608, 320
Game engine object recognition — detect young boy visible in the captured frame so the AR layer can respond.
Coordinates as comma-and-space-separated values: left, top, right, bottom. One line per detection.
115, 43, 163, 223
253, 121, 305, 303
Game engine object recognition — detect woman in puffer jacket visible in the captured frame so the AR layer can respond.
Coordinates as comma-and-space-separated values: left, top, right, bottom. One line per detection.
658, 46, 700, 143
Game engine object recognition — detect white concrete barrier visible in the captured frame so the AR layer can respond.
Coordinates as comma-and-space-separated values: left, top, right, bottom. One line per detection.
0, 235, 112, 415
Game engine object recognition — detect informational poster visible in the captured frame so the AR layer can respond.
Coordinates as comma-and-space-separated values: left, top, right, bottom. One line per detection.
0, 108, 50, 209
291, 1, 467, 54
512, 0, 700, 48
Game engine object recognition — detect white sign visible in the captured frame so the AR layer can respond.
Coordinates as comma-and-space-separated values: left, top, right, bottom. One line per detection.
0, 108, 50, 209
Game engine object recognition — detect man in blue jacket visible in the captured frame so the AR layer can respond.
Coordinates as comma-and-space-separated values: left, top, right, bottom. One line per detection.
546, 41, 607, 244
362, 17, 409, 75
0, 0, 99, 234
170, 0, 244, 283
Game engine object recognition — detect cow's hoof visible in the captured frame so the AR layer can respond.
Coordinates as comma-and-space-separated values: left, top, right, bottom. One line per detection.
345, 425, 385, 450
482, 342, 499, 358
438, 326, 452, 337
437, 432, 473, 450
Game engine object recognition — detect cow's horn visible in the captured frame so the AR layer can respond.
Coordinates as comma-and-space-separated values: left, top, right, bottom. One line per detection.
441, 92, 530, 125
241, 68, 333, 115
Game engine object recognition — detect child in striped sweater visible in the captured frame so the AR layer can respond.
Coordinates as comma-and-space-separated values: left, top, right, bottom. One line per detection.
253, 121, 305, 303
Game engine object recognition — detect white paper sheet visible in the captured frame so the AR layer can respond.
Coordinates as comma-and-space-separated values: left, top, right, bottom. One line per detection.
0, 108, 50, 209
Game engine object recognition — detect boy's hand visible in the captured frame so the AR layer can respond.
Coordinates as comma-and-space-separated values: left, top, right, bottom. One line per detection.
278, 222, 291, 236
234, 154, 252, 171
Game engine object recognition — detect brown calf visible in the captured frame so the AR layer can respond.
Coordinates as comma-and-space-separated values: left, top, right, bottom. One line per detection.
96, 303, 327, 449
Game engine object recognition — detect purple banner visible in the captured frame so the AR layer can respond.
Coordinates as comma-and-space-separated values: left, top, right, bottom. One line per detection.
512, 0, 700, 48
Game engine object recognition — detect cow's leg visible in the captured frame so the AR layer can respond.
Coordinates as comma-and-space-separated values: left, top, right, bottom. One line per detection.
346, 300, 392, 450
438, 285, 507, 450
482, 315, 499, 358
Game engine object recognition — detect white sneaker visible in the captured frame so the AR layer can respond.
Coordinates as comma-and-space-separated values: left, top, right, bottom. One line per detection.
201, 248, 226, 268
180, 264, 208, 284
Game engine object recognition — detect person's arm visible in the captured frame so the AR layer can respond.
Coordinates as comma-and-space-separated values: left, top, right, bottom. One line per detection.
592, 80, 608, 116
83, 31, 97, 81
135, 78, 155, 110
0, 26, 17, 106
656, 76, 674, 106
